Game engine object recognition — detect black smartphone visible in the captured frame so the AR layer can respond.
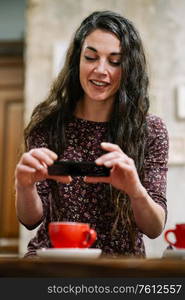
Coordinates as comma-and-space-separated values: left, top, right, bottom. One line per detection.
48, 161, 111, 177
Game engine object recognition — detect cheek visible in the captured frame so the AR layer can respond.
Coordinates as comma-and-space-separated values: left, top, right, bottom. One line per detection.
112, 69, 122, 89
79, 62, 89, 86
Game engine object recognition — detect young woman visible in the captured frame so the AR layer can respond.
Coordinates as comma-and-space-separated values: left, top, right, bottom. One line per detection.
15, 10, 169, 257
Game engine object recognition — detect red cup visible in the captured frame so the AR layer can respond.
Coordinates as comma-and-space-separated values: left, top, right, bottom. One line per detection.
164, 223, 185, 248
48, 222, 97, 248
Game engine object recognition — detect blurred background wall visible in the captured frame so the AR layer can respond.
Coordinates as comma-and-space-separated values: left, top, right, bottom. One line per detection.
0, 0, 26, 40
0, 0, 26, 256
0, 0, 185, 257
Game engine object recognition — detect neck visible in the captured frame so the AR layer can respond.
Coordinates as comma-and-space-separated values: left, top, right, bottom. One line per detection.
74, 98, 114, 122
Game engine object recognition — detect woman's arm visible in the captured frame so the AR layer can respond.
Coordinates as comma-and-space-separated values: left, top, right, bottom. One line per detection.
85, 142, 165, 238
129, 185, 166, 238
15, 148, 71, 228
85, 116, 169, 238
15, 183, 44, 228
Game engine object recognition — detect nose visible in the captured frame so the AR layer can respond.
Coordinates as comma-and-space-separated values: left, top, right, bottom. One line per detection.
94, 60, 107, 75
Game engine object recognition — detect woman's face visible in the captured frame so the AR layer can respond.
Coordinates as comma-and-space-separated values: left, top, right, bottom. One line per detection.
79, 29, 122, 104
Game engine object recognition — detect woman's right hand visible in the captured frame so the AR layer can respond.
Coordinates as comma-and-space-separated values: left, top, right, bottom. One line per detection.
15, 148, 72, 188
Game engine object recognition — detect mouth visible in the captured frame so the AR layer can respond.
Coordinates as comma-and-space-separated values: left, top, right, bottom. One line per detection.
90, 80, 110, 87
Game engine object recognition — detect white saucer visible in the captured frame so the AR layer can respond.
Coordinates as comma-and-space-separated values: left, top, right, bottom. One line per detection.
36, 248, 102, 260
163, 249, 185, 259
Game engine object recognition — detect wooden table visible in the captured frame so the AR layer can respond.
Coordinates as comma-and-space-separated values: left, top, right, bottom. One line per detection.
1, 256, 185, 277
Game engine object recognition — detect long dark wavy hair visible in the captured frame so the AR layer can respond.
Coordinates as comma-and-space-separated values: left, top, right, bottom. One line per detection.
25, 11, 149, 246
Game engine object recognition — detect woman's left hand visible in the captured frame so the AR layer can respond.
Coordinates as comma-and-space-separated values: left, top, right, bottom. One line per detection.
84, 142, 145, 199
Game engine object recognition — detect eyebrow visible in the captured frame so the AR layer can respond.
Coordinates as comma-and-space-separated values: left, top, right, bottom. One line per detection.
85, 46, 122, 56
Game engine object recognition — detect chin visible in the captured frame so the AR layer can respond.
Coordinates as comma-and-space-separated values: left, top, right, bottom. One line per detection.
89, 94, 110, 102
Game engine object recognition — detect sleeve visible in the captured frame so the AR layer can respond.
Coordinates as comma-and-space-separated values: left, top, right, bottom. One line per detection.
142, 115, 169, 224
20, 125, 52, 230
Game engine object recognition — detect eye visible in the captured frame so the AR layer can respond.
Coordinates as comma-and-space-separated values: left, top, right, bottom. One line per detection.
109, 61, 121, 66
84, 55, 96, 61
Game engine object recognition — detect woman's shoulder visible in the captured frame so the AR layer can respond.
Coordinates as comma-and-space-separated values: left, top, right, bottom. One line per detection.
146, 113, 168, 137
144, 114, 169, 166
27, 121, 50, 149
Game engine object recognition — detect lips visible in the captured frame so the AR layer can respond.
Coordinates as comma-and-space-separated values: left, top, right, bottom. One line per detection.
90, 80, 110, 87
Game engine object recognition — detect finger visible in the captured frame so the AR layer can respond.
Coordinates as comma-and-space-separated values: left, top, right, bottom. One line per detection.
84, 176, 110, 184
30, 149, 54, 166
104, 158, 133, 168
21, 153, 46, 171
100, 142, 122, 153
15, 165, 37, 187
39, 148, 58, 160
104, 157, 133, 168
16, 164, 36, 174
110, 160, 134, 173
95, 151, 123, 165
16, 164, 49, 182
100, 142, 129, 160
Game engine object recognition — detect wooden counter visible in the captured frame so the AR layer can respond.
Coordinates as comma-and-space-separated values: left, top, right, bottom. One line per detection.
1, 256, 185, 277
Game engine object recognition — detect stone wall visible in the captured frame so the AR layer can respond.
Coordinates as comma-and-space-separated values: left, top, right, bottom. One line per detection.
21, 0, 185, 257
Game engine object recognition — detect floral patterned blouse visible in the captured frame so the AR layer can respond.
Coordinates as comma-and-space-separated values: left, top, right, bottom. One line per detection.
23, 114, 169, 257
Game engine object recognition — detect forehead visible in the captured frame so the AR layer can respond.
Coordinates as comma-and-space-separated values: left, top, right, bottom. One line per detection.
82, 29, 121, 53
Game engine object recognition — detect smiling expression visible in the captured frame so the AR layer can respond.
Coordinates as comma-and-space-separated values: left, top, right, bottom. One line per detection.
79, 29, 122, 105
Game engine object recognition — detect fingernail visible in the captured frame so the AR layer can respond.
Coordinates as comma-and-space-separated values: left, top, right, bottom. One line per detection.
47, 159, 54, 165
37, 165, 44, 170
104, 161, 111, 167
